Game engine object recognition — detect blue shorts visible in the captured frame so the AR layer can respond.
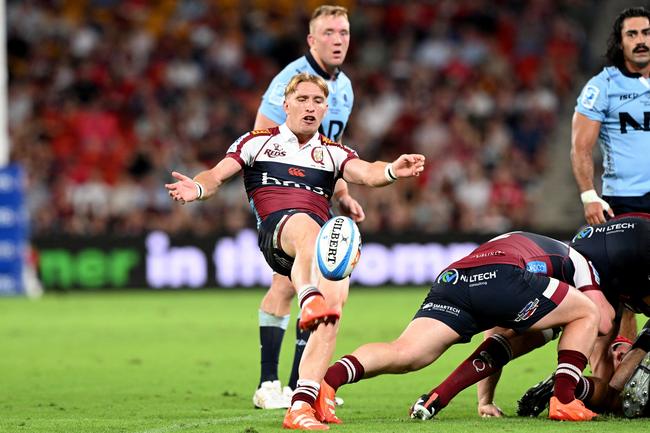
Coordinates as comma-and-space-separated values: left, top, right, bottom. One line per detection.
257, 209, 325, 276
413, 264, 569, 343
603, 193, 650, 214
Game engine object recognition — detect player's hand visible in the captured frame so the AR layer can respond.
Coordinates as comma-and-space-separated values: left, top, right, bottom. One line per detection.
165, 171, 200, 204
337, 194, 366, 223
581, 190, 613, 225
392, 154, 425, 178
584, 201, 613, 225
478, 403, 504, 418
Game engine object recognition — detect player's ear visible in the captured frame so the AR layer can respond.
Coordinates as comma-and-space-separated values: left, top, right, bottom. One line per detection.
307, 33, 315, 48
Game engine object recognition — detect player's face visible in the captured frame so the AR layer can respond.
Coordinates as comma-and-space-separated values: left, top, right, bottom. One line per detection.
284, 82, 328, 140
611, 342, 631, 370
620, 17, 650, 69
308, 15, 350, 71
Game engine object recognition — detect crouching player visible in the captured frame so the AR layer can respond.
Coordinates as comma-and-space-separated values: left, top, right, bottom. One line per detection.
166, 72, 425, 430
402, 215, 650, 422
314, 230, 608, 424
394, 215, 650, 422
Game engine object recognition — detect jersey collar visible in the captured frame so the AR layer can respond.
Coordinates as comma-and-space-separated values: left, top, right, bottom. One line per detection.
279, 123, 320, 148
620, 64, 643, 78
306, 52, 340, 80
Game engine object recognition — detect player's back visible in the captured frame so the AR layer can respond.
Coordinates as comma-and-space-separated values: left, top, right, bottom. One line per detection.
450, 231, 573, 282
571, 214, 650, 309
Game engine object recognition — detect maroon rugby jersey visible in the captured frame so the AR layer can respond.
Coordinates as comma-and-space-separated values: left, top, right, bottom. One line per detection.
448, 231, 600, 292
226, 124, 358, 223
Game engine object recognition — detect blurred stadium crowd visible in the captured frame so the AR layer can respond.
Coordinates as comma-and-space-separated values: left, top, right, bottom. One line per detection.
8, 0, 596, 236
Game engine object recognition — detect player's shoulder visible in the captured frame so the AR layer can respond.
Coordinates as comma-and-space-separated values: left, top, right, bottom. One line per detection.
319, 134, 356, 153
599, 66, 619, 79
571, 214, 650, 243
276, 56, 310, 77
319, 134, 339, 147
337, 70, 353, 86
583, 66, 614, 88
232, 127, 279, 147
576, 68, 615, 112
592, 66, 642, 89
249, 127, 278, 137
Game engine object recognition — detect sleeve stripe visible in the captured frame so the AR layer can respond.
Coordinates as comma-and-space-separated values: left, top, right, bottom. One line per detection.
339, 156, 358, 175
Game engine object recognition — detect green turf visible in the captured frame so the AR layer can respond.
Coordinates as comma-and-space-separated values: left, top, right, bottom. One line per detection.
0, 288, 647, 432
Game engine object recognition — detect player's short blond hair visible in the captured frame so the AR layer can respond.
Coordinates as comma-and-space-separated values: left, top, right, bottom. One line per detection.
284, 73, 329, 99
309, 5, 348, 33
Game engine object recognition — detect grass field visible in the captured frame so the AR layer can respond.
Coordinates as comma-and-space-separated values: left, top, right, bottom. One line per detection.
1, 288, 648, 433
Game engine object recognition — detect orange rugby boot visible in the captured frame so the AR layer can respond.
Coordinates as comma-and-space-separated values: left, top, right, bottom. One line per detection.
314, 381, 342, 424
298, 295, 340, 331
283, 405, 329, 430
548, 397, 598, 421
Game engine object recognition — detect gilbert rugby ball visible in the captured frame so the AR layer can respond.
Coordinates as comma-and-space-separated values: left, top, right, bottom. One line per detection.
316, 216, 362, 281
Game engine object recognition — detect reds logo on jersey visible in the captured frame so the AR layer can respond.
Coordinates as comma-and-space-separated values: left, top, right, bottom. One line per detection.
264, 143, 286, 158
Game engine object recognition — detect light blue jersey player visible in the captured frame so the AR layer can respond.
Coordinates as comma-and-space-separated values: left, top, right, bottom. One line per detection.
571, 7, 650, 227
575, 66, 650, 197
258, 53, 353, 142
251, 5, 365, 412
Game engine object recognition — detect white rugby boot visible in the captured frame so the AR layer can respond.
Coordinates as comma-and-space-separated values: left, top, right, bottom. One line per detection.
253, 380, 291, 409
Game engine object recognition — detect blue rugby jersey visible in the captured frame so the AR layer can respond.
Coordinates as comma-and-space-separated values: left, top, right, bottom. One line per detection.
575, 66, 650, 196
259, 52, 354, 142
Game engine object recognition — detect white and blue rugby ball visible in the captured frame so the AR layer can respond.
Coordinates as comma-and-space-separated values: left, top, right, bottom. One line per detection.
316, 216, 362, 281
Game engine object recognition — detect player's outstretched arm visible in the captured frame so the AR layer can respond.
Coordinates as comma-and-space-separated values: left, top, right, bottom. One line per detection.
343, 154, 425, 187
165, 158, 242, 204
